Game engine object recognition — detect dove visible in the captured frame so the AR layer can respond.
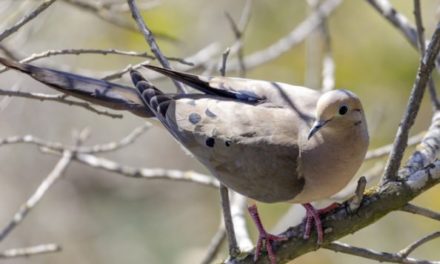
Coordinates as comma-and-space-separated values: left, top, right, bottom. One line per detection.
0, 57, 369, 264
133, 65, 369, 264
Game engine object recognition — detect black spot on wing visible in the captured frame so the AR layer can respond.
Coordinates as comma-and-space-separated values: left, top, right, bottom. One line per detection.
205, 137, 215, 147
225, 141, 231, 147
189, 113, 202, 124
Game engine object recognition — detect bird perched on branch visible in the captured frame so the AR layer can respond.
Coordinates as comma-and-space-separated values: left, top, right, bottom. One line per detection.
0, 57, 369, 264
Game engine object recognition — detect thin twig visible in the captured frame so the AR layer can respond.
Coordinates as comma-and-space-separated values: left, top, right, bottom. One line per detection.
0, 150, 74, 242
0, 89, 123, 118
348, 176, 367, 212
0, 48, 193, 74
382, 22, 440, 183
365, 0, 418, 47
49, 152, 220, 188
62, 0, 175, 41
320, 12, 335, 92
217, 47, 239, 257
225, 0, 342, 72
103, 42, 219, 81
201, 224, 226, 264
0, 123, 150, 154
365, 131, 425, 160
324, 241, 436, 264
102, 60, 151, 80
127, 0, 186, 93
0, 44, 21, 60
365, 0, 440, 73
219, 48, 231, 77
413, 0, 440, 110
220, 186, 239, 257
224, 0, 251, 77
399, 231, 440, 258
0, 0, 58, 42
0, 244, 61, 259
305, 0, 322, 89
401, 203, 440, 221
230, 193, 253, 251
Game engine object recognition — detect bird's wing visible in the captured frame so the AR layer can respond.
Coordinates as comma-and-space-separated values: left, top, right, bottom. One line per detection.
144, 64, 320, 121
0, 57, 151, 117
132, 70, 309, 203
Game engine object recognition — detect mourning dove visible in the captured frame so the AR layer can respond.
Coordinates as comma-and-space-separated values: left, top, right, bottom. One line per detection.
0, 58, 369, 264
133, 65, 369, 263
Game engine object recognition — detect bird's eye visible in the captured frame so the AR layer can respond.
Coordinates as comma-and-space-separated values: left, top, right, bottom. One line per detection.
338, 105, 348, 115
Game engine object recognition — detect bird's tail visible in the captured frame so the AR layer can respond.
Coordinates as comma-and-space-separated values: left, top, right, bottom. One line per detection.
0, 57, 152, 117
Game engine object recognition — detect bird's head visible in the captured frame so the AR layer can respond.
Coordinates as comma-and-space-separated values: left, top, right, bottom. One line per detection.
308, 89, 366, 140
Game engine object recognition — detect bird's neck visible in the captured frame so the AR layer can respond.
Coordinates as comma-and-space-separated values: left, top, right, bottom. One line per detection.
296, 123, 369, 203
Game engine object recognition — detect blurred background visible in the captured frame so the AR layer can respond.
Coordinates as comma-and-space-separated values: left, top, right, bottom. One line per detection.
0, 0, 439, 263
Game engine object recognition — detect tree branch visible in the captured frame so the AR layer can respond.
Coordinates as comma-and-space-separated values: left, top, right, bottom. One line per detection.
413, 0, 440, 110
401, 203, 440, 221
0, 244, 61, 259
365, 0, 440, 72
60, 152, 220, 188
0, 88, 123, 118
324, 241, 436, 264
398, 231, 440, 258
0, 149, 74, 242
225, 0, 342, 72
227, 160, 440, 263
0, 0, 58, 42
0, 123, 151, 153
382, 22, 440, 183
127, 0, 186, 93
365, 131, 425, 160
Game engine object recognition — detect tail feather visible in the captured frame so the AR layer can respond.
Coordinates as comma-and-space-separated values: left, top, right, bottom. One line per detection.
0, 57, 152, 117
130, 70, 173, 123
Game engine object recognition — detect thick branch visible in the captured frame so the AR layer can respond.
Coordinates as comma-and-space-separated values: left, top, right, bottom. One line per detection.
227, 161, 440, 263
382, 22, 440, 183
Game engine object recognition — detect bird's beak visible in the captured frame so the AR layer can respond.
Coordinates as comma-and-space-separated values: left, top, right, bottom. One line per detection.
307, 120, 329, 140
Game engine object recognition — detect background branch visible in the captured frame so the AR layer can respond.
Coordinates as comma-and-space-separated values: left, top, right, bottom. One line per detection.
0, 0, 57, 42
127, 0, 186, 93
382, 22, 440, 183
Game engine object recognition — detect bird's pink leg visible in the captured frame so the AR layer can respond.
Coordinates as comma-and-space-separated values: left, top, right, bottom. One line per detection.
248, 204, 287, 264
302, 203, 339, 244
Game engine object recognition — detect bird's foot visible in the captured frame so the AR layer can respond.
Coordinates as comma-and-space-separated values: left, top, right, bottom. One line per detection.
248, 204, 287, 264
302, 203, 339, 244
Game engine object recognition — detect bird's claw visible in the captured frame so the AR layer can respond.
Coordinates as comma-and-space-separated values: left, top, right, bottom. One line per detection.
254, 231, 287, 264
302, 203, 339, 244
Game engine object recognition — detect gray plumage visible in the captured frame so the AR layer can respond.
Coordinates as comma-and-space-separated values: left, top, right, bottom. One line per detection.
134, 65, 369, 204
